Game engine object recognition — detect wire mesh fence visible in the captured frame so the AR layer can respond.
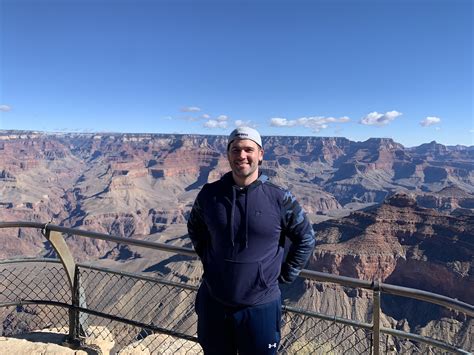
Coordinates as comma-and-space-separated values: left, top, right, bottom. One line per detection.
1, 259, 377, 353
0, 260, 70, 337
82, 315, 202, 354
0, 260, 70, 305
379, 292, 473, 351
77, 265, 377, 354
379, 319, 474, 355
0, 304, 69, 337
77, 265, 200, 351
1, 257, 472, 354
279, 308, 372, 354
380, 332, 452, 354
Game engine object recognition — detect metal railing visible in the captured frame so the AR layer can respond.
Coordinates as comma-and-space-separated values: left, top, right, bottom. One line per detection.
0, 221, 472, 354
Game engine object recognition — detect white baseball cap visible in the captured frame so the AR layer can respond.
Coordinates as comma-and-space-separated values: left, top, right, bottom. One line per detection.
227, 127, 262, 149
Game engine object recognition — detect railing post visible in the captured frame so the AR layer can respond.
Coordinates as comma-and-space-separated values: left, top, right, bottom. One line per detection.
372, 281, 381, 355
42, 228, 81, 345
70, 266, 81, 344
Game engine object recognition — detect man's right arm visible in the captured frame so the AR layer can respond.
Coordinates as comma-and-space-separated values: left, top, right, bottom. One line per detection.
187, 189, 209, 259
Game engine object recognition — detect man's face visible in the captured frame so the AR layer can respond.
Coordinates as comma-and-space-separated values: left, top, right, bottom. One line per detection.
227, 139, 263, 183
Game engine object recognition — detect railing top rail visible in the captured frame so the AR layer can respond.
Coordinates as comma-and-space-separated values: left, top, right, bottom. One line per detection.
0, 221, 197, 257
300, 269, 474, 317
380, 283, 474, 316
1, 221, 473, 317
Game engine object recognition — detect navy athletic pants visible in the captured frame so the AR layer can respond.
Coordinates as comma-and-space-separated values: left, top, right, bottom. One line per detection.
195, 285, 281, 355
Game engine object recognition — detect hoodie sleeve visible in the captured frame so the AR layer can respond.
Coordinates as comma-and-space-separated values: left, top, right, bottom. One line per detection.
279, 190, 315, 284
187, 187, 209, 259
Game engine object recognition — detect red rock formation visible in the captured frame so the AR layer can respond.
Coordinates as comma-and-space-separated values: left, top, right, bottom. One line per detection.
311, 193, 473, 303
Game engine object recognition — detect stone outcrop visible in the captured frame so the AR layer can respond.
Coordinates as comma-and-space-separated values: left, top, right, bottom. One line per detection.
311, 192, 473, 303
0, 327, 115, 354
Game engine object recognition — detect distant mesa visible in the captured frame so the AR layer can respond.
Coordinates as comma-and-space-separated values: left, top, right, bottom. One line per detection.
386, 192, 417, 208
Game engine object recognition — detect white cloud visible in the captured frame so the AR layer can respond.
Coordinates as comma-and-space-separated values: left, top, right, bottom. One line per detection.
420, 116, 441, 127
270, 118, 296, 127
204, 119, 228, 129
435, 127, 441, 131
0, 105, 12, 112
360, 110, 402, 126
470, 129, 474, 133
180, 106, 201, 112
202, 115, 229, 128
270, 116, 350, 133
235, 120, 254, 127
201, 114, 210, 119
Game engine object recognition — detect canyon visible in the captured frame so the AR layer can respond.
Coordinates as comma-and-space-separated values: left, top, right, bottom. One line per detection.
0, 130, 472, 350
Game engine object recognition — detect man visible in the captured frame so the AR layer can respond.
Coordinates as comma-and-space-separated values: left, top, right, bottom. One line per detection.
187, 127, 315, 354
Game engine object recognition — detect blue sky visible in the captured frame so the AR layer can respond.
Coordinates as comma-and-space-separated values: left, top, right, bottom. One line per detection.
1, 0, 472, 147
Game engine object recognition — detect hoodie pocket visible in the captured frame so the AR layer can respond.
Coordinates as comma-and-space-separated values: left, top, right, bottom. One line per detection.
205, 259, 268, 306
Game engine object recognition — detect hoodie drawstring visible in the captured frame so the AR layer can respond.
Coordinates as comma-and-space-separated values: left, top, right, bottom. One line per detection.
244, 190, 249, 248
230, 186, 236, 247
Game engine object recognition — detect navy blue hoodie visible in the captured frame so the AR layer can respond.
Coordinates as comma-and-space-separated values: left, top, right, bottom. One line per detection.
187, 172, 315, 307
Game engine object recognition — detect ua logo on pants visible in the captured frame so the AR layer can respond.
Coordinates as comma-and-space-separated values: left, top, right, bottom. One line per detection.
268, 343, 277, 349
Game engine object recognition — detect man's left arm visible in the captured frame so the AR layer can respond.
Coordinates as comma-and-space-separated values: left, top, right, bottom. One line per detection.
279, 190, 316, 284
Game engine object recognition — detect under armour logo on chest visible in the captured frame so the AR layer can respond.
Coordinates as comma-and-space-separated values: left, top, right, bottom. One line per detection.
268, 343, 277, 349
